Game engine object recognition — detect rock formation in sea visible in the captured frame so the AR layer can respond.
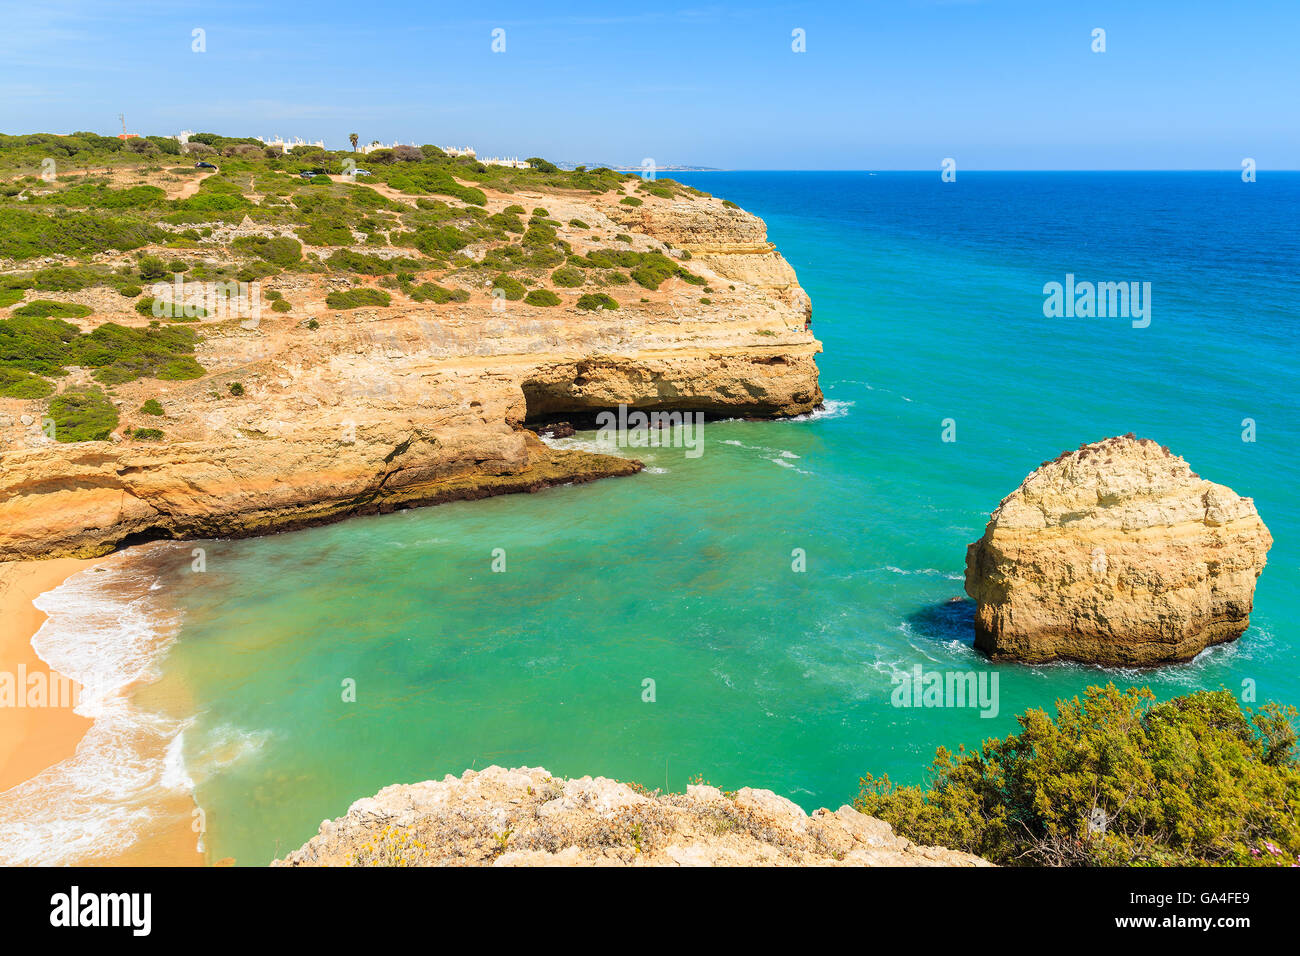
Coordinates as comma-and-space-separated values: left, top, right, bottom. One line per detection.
0, 187, 820, 561
274, 765, 989, 867
964, 435, 1272, 665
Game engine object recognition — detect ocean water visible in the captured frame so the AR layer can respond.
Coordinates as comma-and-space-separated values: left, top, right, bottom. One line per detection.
9, 172, 1299, 865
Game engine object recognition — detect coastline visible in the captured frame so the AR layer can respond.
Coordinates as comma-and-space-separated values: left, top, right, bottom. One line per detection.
0, 558, 97, 792
0, 554, 205, 866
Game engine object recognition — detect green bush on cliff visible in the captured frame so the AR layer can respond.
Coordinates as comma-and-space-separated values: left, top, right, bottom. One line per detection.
491, 274, 527, 301
0, 209, 164, 259
523, 288, 561, 307
11, 300, 93, 319
0, 367, 54, 399
576, 293, 618, 311
0, 315, 204, 385
854, 685, 1300, 867
325, 288, 391, 310
47, 386, 119, 442
551, 266, 585, 288
232, 235, 302, 266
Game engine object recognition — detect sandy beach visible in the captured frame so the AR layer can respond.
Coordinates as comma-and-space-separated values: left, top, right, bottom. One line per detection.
0, 558, 97, 792
0, 556, 205, 866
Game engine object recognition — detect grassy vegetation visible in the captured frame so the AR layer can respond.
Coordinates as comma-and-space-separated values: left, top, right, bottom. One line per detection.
11, 300, 93, 319
0, 314, 204, 387
576, 293, 618, 311
523, 289, 561, 307
47, 386, 119, 442
0, 208, 165, 260
325, 288, 391, 309
854, 685, 1300, 867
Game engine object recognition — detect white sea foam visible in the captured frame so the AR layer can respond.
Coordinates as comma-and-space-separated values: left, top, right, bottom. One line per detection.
0, 549, 197, 865
787, 399, 854, 422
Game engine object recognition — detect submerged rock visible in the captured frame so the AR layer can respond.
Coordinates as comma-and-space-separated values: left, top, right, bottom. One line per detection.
273, 765, 989, 867
965, 435, 1272, 665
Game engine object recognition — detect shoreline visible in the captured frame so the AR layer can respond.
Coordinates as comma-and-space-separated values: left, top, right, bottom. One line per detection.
0, 554, 205, 866
0, 558, 97, 792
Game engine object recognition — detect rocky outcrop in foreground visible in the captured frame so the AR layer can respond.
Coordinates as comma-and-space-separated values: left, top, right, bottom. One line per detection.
965, 435, 1272, 665
274, 766, 989, 867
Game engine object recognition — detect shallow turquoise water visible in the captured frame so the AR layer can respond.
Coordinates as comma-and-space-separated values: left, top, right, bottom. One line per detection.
144, 172, 1298, 865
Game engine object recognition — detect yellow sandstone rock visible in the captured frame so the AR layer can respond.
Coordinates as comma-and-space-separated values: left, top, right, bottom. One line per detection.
965, 436, 1272, 665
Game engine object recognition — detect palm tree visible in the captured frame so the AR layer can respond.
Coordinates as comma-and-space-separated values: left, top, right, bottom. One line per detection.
349, 132, 358, 153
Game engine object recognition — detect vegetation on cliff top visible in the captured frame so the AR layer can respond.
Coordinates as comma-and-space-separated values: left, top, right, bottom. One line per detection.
855, 685, 1300, 867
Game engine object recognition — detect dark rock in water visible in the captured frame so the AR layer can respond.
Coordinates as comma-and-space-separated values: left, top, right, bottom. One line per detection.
536, 422, 575, 439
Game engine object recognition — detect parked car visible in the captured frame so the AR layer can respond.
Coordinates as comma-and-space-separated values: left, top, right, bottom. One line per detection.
353, 169, 371, 177
194, 161, 217, 170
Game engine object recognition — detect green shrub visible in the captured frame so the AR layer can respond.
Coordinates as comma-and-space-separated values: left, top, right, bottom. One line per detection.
491, 274, 527, 301
855, 685, 1300, 867
619, 197, 642, 207
408, 283, 469, 304
140, 398, 164, 415
296, 219, 353, 246
137, 255, 169, 281
12, 300, 93, 319
136, 297, 206, 321
524, 289, 561, 307
132, 427, 164, 440
0, 288, 24, 308
118, 284, 143, 298
228, 382, 245, 396
0, 367, 54, 399
167, 259, 189, 273
568, 219, 590, 229
232, 236, 302, 266
0, 209, 164, 260
271, 299, 292, 312
576, 293, 618, 311
551, 266, 584, 288
532, 207, 549, 217
47, 387, 119, 442
324, 288, 391, 309
325, 249, 422, 274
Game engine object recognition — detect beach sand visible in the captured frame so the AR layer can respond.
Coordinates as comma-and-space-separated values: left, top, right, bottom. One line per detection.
0, 558, 97, 792
0, 557, 205, 866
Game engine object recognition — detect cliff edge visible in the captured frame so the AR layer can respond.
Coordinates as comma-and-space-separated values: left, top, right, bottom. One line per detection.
274, 765, 989, 867
0, 171, 820, 560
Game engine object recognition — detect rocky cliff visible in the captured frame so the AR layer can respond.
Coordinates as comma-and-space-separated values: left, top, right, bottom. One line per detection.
965, 435, 1272, 665
0, 178, 820, 560
274, 765, 989, 867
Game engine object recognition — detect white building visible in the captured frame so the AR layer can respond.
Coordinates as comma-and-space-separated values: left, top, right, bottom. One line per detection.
257, 135, 326, 151
479, 156, 531, 169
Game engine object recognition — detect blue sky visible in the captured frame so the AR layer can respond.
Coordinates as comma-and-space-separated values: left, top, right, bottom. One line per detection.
3, 0, 1297, 169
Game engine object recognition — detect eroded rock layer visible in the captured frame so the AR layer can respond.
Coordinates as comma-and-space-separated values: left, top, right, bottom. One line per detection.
965, 436, 1272, 665
274, 765, 989, 867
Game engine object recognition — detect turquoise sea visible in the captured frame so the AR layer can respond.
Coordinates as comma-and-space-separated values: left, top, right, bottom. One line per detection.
9, 172, 1298, 865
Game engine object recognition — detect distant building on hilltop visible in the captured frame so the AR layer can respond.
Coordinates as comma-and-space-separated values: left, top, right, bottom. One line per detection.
479, 156, 531, 169
257, 135, 326, 151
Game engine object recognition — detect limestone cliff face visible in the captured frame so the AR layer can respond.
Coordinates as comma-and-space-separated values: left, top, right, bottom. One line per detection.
0, 186, 821, 560
274, 765, 989, 867
965, 436, 1272, 665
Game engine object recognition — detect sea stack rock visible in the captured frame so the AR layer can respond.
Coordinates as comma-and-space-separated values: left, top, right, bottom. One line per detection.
965, 436, 1272, 665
